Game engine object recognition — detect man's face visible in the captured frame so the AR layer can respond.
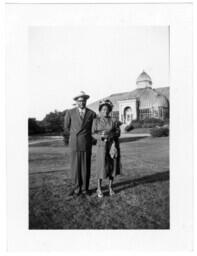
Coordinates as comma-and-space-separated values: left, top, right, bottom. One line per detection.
76, 97, 87, 109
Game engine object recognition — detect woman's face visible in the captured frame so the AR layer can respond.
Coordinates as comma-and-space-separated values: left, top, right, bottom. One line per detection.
100, 105, 110, 117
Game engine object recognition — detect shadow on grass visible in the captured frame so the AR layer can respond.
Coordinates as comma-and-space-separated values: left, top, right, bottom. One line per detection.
119, 136, 149, 143
90, 170, 169, 196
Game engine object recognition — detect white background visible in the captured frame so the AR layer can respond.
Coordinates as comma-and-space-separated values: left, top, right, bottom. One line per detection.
1, 0, 194, 254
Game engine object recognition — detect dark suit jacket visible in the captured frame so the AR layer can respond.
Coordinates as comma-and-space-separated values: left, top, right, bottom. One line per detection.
64, 107, 96, 151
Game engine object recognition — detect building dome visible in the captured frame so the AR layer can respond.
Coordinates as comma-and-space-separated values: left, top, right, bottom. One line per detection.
136, 71, 152, 86
153, 94, 169, 108
139, 87, 158, 109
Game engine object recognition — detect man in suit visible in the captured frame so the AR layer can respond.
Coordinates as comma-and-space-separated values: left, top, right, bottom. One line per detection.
64, 91, 96, 196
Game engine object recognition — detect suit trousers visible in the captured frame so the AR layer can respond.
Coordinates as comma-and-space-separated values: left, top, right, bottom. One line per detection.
70, 150, 91, 192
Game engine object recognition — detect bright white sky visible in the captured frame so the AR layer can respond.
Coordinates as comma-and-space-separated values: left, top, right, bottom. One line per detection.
28, 26, 169, 120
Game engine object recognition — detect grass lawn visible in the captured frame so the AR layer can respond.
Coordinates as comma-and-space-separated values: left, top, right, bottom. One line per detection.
29, 136, 169, 229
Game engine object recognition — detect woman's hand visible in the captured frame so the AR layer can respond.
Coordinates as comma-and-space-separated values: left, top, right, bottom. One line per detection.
101, 130, 108, 136
101, 131, 111, 141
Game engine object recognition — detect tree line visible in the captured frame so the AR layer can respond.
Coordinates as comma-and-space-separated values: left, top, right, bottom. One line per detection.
29, 109, 169, 136
28, 110, 67, 136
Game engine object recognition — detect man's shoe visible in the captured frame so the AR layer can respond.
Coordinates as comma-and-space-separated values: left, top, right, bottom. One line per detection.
74, 188, 81, 196
66, 189, 75, 197
81, 190, 91, 196
66, 188, 81, 197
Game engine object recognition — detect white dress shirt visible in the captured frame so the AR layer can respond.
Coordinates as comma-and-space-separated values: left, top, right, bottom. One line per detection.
78, 108, 86, 119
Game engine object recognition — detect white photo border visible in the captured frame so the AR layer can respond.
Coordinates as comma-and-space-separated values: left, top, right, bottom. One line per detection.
6, 2, 193, 252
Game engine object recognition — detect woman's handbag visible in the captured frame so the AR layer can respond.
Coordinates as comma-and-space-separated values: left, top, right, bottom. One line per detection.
109, 141, 118, 159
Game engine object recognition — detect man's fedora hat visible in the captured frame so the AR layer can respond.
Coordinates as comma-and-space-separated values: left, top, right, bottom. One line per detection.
73, 91, 90, 101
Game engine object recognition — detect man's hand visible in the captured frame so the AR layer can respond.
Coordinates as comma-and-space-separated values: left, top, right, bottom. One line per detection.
63, 133, 69, 146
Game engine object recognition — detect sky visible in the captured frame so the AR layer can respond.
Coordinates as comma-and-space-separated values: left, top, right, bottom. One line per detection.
28, 26, 169, 120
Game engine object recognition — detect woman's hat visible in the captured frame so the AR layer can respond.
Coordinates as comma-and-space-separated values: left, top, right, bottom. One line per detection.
99, 99, 113, 112
73, 91, 90, 101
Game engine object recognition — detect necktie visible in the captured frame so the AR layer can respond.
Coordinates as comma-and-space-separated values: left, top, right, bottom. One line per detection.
80, 110, 84, 120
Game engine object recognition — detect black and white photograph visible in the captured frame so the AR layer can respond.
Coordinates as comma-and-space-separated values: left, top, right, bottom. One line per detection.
28, 26, 170, 229
5, 1, 193, 252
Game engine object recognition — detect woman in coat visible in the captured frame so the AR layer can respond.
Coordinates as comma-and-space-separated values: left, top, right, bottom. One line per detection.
92, 99, 121, 198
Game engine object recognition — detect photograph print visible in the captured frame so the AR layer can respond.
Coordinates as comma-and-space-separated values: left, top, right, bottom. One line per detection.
28, 25, 170, 229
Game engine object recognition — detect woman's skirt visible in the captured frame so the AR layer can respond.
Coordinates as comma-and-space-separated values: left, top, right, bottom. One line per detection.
95, 141, 121, 179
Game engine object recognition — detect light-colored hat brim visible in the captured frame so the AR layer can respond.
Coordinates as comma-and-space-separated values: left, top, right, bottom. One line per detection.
73, 94, 90, 101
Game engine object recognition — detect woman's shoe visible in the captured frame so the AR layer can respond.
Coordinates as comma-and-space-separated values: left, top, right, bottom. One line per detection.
97, 189, 103, 198
109, 188, 115, 196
